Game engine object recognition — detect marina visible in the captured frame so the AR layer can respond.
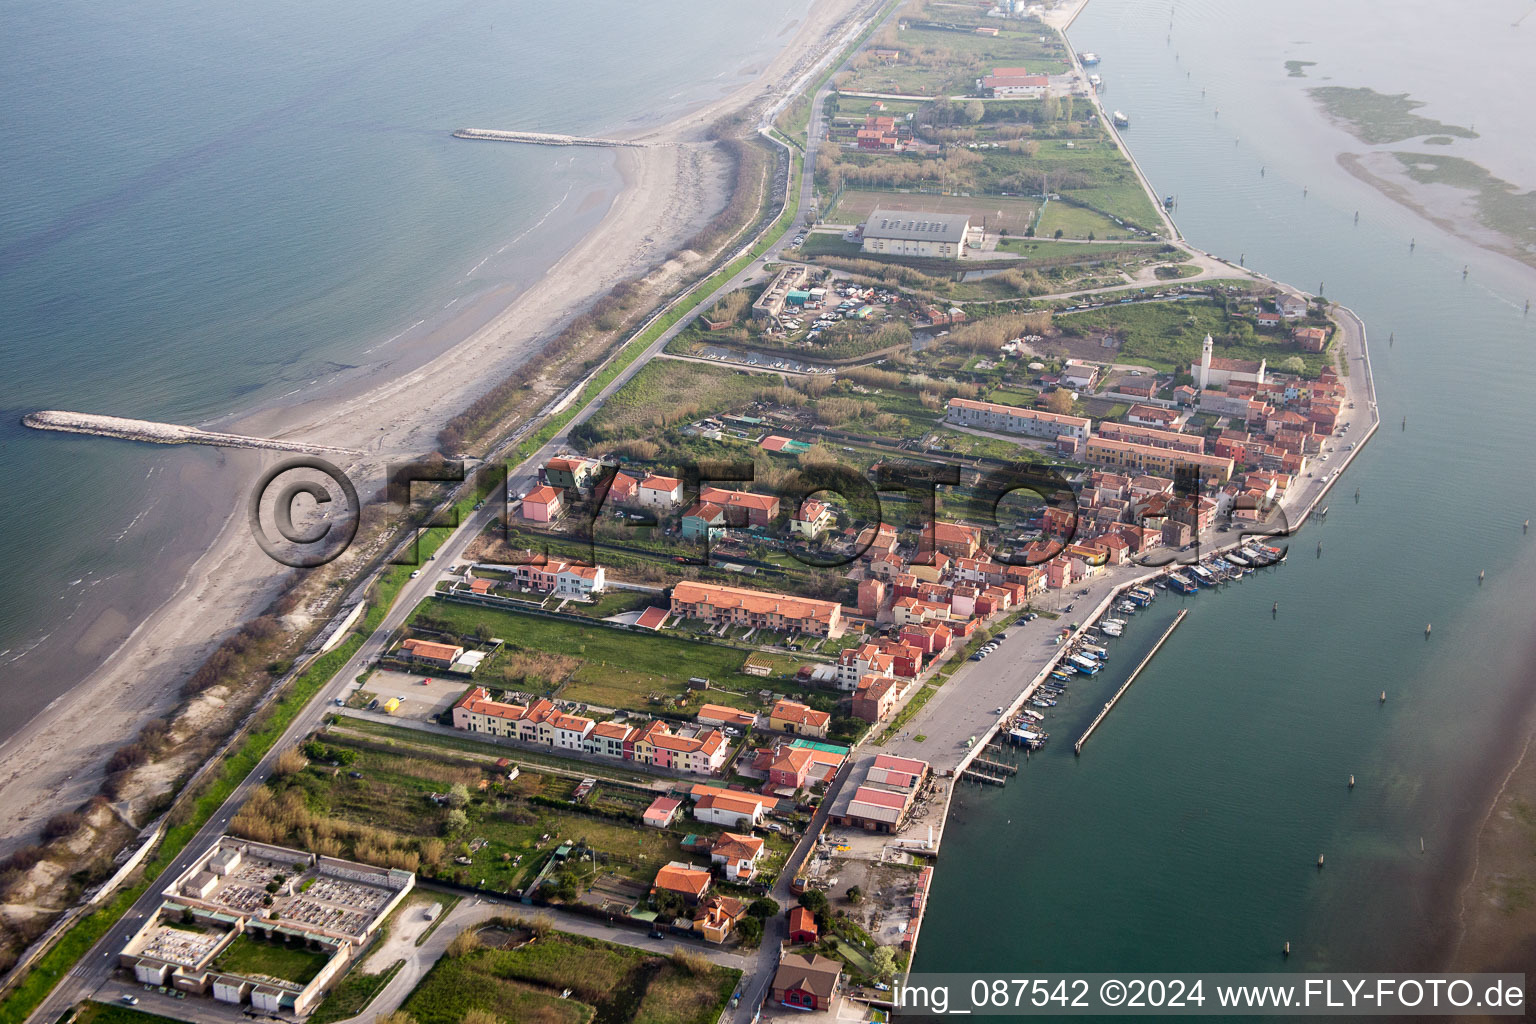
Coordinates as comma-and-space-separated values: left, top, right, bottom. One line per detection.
1075, 609, 1190, 755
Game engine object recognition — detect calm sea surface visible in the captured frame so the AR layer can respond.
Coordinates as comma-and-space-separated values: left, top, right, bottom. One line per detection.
915, 0, 1536, 974
0, 0, 814, 740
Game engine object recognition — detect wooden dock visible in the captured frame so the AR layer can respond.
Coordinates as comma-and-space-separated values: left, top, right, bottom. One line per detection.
960, 756, 1018, 786
1074, 609, 1188, 755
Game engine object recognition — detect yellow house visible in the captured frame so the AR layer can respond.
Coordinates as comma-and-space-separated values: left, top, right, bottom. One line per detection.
769, 699, 831, 739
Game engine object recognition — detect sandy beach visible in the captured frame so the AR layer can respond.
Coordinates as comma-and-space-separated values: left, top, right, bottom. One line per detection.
0, 0, 874, 858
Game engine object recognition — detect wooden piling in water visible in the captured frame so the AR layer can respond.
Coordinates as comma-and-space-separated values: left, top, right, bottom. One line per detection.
1075, 609, 1188, 755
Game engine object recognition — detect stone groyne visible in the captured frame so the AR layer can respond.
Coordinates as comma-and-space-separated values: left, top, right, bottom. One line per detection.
23, 410, 362, 458
451, 128, 643, 148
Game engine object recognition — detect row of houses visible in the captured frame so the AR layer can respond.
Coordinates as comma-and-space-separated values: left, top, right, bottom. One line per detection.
452, 689, 730, 775
669, 580, 844, 638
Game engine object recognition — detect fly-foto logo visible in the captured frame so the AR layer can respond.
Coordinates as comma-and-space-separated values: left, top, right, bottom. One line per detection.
247, 455, 1289, 570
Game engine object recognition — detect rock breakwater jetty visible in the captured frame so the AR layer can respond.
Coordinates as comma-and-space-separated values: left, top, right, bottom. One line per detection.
23, 410, 361, 457
451, 128, 644, 148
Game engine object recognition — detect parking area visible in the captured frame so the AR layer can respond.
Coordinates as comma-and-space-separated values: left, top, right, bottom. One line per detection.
352, 669, 468, 721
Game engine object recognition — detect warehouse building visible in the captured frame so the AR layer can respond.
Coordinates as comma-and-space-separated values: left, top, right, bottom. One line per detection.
860, 209, 971, 259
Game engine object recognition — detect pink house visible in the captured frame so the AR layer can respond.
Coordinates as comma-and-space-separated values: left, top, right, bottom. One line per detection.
523, 484, 564, 522
643, 796, 682, 828
607, 471, 640, 504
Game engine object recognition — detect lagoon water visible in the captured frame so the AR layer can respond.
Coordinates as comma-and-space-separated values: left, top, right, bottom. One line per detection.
916, 0, 1536, 973
0, 0, 813, 741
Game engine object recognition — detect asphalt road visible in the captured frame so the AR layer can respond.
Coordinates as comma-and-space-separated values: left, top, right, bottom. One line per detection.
21, 6, 883, 1023
23, 3, 1370, 1017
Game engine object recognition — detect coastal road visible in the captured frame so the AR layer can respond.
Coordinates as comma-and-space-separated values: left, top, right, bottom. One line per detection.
21, 5, 884, 1021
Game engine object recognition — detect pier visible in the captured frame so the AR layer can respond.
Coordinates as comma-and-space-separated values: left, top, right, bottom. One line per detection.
451, 128, 644, 148
960, 756, 1018, 786
22, 410, 361, 458
1074, 609, 1189, 755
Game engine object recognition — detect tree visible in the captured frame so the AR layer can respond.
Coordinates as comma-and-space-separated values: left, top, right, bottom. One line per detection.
846, 885, 863, 905
547, 871, 578, 902
447, 783, 470, 809
655, 890, 686, 918
799, 890, 829, 918
1043, 389, 1076, 415
963, 100, 985, 123
872, 946, 898, 981
442, 808, 468, 835
1053, 228, 1065, 239
748, 896, 781, 921
1278, 355, 1307, 374
736, 915, 764, 947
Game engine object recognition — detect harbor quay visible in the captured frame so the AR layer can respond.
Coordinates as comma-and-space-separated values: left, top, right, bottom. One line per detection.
854, 305, 1378, 974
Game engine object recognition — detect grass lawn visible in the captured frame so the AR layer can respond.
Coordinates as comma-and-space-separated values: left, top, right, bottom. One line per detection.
1035, 201, 1129, 241
309, 958, 404, 1024
402, 931, 738, 1024
633, 963, 740, 1024
986, 386, 1038, 406
994, 238, 1159, 262
797, 233, 864, 258
212, 932, 330, 985
1058, 298, 1329, 376
414, 598, 813, 711
565, 591, 656, 620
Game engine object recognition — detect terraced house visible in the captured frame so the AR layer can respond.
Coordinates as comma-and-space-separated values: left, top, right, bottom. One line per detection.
451, 688, 729, 775
669, 580, 843, 637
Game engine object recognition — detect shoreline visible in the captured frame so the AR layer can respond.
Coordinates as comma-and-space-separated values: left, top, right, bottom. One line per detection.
0, 0, 875, 858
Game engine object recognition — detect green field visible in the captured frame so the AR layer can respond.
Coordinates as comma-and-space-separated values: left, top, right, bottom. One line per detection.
1035, 199, 1134, 240
402, 931, 737, 1024
254, 733, 697, 893
840, 23, 1071, 96
212, 932, 330, 985
413, 598, 815, 712
1057, 298, 1330, 376
582, 360, 772, 442
994, 238, 1158, 260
